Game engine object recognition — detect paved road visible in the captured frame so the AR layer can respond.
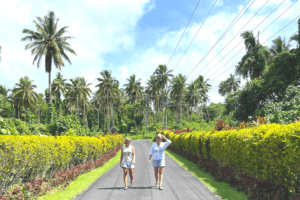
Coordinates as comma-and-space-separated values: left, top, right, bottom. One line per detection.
75, 140, 220, 200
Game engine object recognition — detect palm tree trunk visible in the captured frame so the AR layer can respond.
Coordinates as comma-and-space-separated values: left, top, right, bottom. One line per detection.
133, 106, 137, 131
176, 102, 179, 126
83, 98, 86, 128
98, 108, 100, 129
191, 106, 193, 122
153, 100, 156, 127
201, 103, 203, 121
180, 100, 182, 127
111, 105, 114, 127
157, 98, 160, 123
107, 107, 110, 131
205, 102, 210, 121
25, 100, 27, 122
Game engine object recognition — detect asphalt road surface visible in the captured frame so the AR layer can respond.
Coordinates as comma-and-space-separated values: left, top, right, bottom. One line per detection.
75, 140, 221, 200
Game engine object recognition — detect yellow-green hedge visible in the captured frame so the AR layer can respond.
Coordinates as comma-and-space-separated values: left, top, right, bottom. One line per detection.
0, 135, 122, 193
162, 122, 300, 193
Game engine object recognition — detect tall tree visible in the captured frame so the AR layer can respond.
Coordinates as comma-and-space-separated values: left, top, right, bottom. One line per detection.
124, 74, 143, 131
290, 19, 300, 49
51, 72, 67, 99
235, 30, 270, 80
145, 76, 158, 127
269, 36, 291, 56
185, 81, 200, 122
12, 76, 38, 122
153, 64, 173, 126
218, 74, 241, 96
96, 70, 119, 131
170, 74, 186, 126
0, 85, 11, 100
21, 11, 76, 103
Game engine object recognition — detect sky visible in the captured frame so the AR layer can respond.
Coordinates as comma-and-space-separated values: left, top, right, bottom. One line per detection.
0, 0, 299, 104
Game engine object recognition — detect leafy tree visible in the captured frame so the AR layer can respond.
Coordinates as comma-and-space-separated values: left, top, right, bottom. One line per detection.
12, 76, 38, 122
21, 11, 76, 103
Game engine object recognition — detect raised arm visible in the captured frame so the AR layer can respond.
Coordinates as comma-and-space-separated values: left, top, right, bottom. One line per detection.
162, 135, 171, 150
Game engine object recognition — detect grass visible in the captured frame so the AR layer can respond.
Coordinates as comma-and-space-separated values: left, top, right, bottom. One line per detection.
38, 150, 121, 200
165, 149, 248, 200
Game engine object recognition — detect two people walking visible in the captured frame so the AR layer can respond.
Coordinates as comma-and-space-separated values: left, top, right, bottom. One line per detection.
119, 134, 171, 190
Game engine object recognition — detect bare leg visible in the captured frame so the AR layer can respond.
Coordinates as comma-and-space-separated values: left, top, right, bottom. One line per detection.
154, 167, 158, 186
129, 168, 134, 186
158, 167, 164, 187
123, 168, 128, 187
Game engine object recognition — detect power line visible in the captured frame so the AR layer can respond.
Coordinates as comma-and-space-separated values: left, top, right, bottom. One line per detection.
207, 20, 300, 91
203, 2, 299, 83
193, 0, 269, 79
186, 0, 255, 78
200, 0, 286, 78
173, 0, 218, 71
167, 0, 202, 67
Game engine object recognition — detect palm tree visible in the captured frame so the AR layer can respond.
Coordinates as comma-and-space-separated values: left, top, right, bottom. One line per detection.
124, 75, 143, 131
170, 74, 186, 126
96, 70, 119, 131
91, 93, 102, 129
185, 81, 200, 122
65, 77, 91, 128
21, 11, 76, 103
235, 30, 270, 80
145, 76, 158, 127
290, 19, 300, 49
154, 65, 173, 126
195, 75, 211, 93
269, 36, 291, 56
51, 72, 67, 99
0, 85, 11, 100
218, 74, 241, 96
12, 76, 38, 122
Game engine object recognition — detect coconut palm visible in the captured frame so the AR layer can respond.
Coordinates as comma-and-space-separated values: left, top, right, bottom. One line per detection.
269, 36, 291, 56
145, 76, 159, 127
218, 74, 241, 97
96, 70, 119, 131
91, 93, 102, 129
51, 72, 67, 99
153, 64, 173, 125
185, 81, 201, 122
79, 77, 92, 129
195, 75, 211, 93
124, 74, 143, 131
12, 76, 38, 122
21, 11, 76, 103
170, 74, 186, 126
0, 85, 11, 100
235, 30, 270, 80
290, 19, 300, 49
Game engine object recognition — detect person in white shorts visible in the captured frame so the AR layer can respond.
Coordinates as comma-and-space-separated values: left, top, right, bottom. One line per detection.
120, 138, 135, 190
148, 134, 171, 190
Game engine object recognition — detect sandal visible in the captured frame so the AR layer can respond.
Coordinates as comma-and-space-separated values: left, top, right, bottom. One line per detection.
130, 182, 133, 187
159, 186, 163, 190
124, 186, 128, 190
154, 182, 158, 187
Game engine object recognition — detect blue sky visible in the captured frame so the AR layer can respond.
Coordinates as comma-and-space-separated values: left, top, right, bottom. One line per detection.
0, 0, 299, 103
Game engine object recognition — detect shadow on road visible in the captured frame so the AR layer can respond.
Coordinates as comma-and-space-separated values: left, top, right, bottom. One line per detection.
97, 186, 155, 190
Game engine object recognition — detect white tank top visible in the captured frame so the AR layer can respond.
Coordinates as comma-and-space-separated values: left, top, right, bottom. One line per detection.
122, 145, 133, 164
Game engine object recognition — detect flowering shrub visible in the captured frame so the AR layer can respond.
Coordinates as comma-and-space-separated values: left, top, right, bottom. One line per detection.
0, 145, 122, 199
0, 134, 122, 194
162, 121, 300, 198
